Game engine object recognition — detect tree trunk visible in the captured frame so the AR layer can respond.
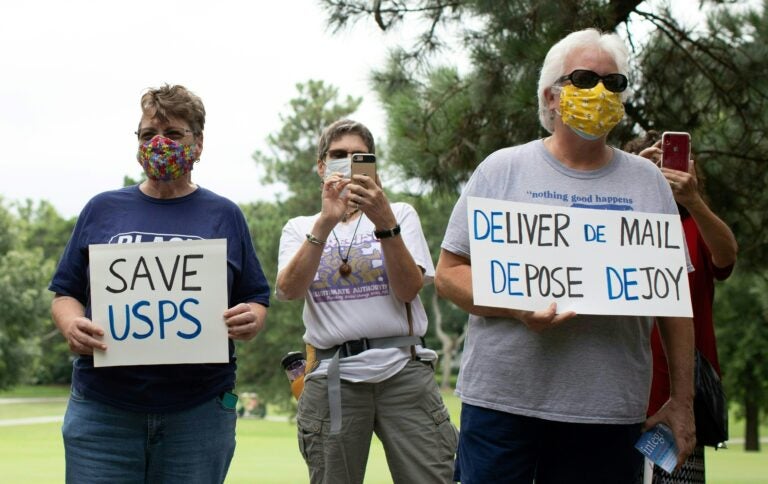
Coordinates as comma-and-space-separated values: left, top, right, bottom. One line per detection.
431, 292, 453, 389
441, 340, 454, 390
744, 394, 761, 451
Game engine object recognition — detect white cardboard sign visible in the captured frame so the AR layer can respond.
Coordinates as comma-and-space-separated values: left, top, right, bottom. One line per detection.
468, 197, 692, 317
89, 239, 229, 367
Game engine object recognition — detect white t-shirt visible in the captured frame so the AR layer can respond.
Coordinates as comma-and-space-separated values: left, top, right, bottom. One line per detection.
278, 202, 436, 383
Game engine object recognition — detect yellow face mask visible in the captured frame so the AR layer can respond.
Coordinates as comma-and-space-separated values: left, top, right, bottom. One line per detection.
558, 82, 625, 140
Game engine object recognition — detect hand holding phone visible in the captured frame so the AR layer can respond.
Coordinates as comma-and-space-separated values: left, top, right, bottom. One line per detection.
661, 132, 690, 172
350, 153, 376, 183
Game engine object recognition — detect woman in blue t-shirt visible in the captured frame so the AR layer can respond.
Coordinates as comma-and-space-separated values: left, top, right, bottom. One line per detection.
49, 84, 270, 484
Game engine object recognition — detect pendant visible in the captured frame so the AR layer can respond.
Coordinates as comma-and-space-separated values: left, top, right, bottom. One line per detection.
339, 262, 351, 277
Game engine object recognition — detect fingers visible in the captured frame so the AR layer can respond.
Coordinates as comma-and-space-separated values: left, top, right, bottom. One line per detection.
224, 303, 264, 340
638, 146, 662, 164
519, 302, 577, 333
350, 173, 373, 187
642, 414, 660, 433
348, 175, 385, 206
672, 427, 696, 468
67, 318, 106, 354
223, 303, 250, 318
551, 310, 577, 324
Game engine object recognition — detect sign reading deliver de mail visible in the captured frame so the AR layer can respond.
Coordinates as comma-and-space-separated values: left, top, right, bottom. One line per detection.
89, 239, 228, 367
468, 197, 692, 317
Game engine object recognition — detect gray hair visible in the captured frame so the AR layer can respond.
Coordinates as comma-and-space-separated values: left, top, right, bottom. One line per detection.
537, 28, 631, 133
316, 119, 375, 161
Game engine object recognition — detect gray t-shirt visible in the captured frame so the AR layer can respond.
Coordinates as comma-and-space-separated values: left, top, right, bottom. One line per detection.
442, 139, 680, 424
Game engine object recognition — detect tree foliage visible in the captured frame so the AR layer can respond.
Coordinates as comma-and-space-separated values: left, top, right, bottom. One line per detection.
714, 271, 768, 450
253, 79, 363, 213
0, 200, 74, 389
630, 3, 768, 268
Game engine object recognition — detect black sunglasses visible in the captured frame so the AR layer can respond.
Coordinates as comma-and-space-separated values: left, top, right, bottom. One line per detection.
556, 69, 628, 93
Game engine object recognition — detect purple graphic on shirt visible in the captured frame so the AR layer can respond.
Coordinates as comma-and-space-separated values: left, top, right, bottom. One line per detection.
309, 233, 390, 303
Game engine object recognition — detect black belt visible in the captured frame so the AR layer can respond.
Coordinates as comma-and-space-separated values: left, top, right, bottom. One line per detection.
314, 335, 426, 361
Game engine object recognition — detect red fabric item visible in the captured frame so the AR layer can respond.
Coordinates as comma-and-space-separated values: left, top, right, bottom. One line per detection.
647, 216, 734, 417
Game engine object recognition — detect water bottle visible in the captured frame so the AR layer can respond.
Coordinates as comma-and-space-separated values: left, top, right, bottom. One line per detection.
281, 351, 306, 400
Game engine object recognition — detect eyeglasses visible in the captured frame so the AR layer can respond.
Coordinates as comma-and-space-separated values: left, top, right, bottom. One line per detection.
555, 69, 628, 93
135, 128, 194, 143
326, 150, 361, 160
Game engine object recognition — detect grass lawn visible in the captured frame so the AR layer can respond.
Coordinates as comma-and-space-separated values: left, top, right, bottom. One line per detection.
1, 385, 766, 483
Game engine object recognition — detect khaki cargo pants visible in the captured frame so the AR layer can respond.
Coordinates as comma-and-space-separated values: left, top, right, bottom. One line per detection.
296, 360, 458, 484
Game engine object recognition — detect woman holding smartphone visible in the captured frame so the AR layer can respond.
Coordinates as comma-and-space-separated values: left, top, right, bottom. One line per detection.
627, 131, 738, 484
275, 119, 457, 484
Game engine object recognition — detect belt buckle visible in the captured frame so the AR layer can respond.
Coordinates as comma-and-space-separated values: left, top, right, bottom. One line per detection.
343, 338, 369, 357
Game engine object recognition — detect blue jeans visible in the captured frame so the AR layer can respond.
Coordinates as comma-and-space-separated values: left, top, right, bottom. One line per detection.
455, 403, 643, 484
62, 386, 236, 484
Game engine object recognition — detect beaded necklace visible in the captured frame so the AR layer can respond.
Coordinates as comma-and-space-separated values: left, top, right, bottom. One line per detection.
331, 213, 363, 277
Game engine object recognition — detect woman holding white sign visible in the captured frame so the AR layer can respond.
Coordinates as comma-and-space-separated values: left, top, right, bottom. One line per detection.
436, 28, 696, 483
49, 84, 270, 484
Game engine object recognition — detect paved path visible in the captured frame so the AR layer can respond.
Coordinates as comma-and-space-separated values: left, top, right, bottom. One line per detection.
0, 396, 68, 427
0, 415, 64, 427
0, 396, 289, 426
0, 397, 68, 404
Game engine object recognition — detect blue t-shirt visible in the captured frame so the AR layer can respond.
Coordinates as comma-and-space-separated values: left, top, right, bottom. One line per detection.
49, 185, 270, 413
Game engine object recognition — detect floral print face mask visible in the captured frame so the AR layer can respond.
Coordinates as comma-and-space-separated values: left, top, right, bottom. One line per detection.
137, 136, 197, 181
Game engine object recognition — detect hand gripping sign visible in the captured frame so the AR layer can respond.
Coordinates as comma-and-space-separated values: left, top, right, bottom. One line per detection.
468, 197, 692, 317
89, 239, 228, 367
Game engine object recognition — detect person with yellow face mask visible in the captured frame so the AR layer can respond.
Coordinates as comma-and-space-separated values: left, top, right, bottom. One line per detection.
435, 28, 696, 483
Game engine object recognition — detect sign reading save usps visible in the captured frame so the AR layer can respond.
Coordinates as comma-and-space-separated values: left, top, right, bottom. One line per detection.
468, 197, 693, 317
89, 239, 228, 367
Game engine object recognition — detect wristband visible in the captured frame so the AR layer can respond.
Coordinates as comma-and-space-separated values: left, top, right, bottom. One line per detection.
306, 233, 326, 246
374, 224, 401, 240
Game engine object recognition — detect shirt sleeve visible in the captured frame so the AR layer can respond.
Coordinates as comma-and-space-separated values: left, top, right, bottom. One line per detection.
441, 166, 489, 259
48, 200, 93, 305
230, 207, 270, 307
396, 203, 435, 281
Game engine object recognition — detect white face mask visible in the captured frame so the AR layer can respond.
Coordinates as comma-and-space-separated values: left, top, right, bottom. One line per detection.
324, 157, 351, 179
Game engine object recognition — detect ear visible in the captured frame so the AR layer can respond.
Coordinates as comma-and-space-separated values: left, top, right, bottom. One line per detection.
316, 158, 325, 180
545, 87, 560, 111
194, 132, 204, 160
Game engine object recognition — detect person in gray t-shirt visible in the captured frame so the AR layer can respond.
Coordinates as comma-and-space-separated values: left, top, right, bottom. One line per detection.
436, 28, 696, 484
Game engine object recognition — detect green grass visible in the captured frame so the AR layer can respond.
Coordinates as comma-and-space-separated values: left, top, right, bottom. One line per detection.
0, 422, 65, 483
1, 386, 766, 483
0, 385, 70, 398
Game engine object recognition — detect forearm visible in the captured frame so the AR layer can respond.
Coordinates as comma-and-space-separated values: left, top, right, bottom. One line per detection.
685, 198, 738, 268
435, 249, 518, 319
51, 295, 86, 334
656, 316, 695, 403
276, 218, 336, 300
379, 236, 424, 302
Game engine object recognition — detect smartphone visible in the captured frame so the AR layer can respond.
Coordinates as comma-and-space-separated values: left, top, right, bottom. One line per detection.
661, 132, 690, 172
350, 153, 376, 181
